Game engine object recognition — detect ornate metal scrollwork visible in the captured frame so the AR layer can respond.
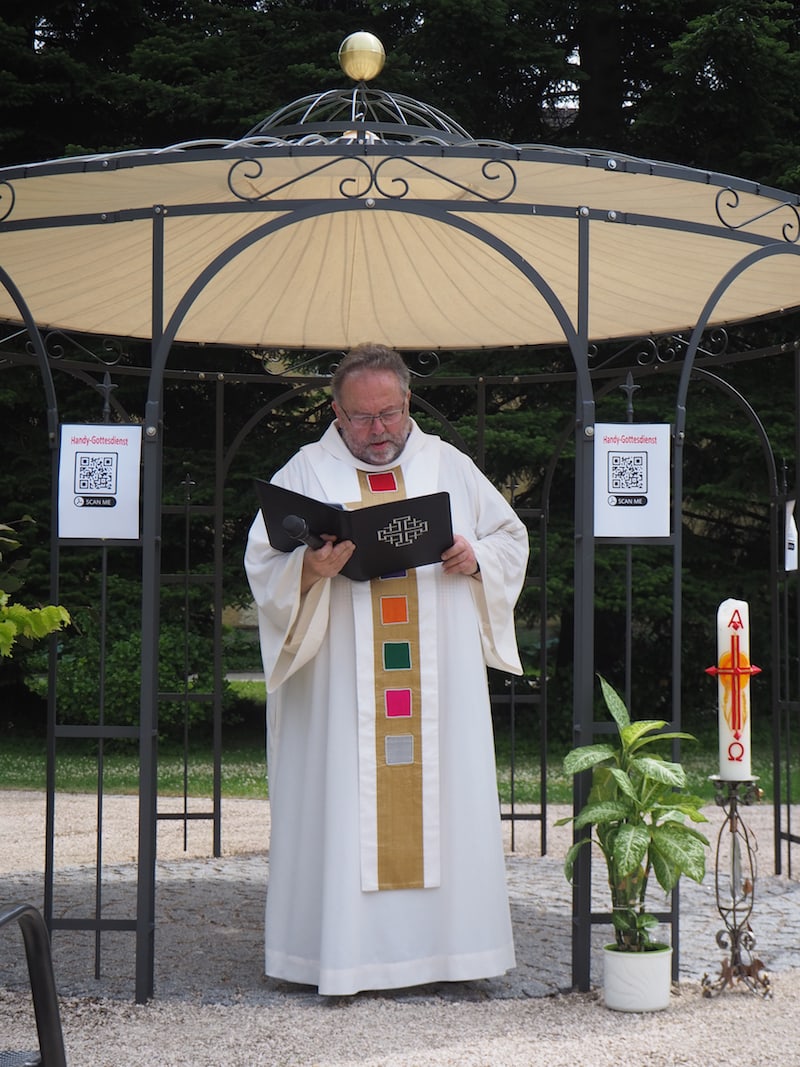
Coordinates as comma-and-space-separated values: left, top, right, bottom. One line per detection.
228, 155, 376, 202
227, 153, 517, 205
407, 350, 441, 377
250, 348, 344, 377
716, 187, 800, 243
697, 327, 730, 358
588, 336, 676, 372
588, 328, 731, 372
251, 347, 441, 379
371, 155, 516, 203
635, 329, 730, 366
25, 330, 126, 366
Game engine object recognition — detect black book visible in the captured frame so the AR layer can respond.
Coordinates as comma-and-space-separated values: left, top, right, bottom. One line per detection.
255, 478, 454, 582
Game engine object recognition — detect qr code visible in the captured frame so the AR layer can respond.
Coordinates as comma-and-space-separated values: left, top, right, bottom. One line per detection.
75, 453, 118, 494
608, 452, 647, 493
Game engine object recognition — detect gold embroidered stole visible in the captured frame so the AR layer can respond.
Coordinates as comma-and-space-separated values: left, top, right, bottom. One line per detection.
353, 466, 432, 891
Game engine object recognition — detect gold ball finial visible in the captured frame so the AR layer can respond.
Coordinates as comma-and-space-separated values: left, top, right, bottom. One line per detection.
338, 32, 385, 82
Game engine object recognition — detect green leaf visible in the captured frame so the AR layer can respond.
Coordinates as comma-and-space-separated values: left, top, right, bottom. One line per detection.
563, 837, 591, 882
588, 764, 619, 803
620, 720, 668, 749
631, 756, 686, 788
607, 767, 637, 802
0, 522, 22, 545
611, 906, 658, 950
0, 598, 70, 657
611, 908, 637, 935
612, 823, 650, 877
563, 744, 616, 775
649, 842, 678, 893
653, 800, 709, 824
651, 822, 708, 883
598, 675, 630, 730
632, 730, 699, 751
574, 799, 631, 830
0, 619, 16, 656
31, 605, 71, 639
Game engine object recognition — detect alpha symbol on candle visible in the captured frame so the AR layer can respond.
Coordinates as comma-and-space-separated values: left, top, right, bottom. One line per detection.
705, 629, 761, 740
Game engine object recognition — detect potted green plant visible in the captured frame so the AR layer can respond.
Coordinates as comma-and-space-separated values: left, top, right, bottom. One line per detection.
557, 675, 709, 1011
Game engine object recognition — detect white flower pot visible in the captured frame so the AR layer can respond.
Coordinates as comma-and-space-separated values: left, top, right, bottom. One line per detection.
603, 943, 673, 1012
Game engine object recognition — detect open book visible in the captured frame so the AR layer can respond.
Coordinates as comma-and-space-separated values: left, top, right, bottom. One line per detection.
255, 478, 453, 581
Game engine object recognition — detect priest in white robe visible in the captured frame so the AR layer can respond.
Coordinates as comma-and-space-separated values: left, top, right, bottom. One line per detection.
245, 343, 529, 996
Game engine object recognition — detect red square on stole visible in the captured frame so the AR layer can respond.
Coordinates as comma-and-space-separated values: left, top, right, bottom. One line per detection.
385, 689, 412, 718
367, 472, 398, 493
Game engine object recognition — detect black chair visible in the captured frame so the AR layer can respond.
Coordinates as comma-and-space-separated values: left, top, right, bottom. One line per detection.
0, 904, 67, 1067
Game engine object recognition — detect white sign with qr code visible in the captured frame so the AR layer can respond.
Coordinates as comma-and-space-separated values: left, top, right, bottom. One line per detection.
593, 423, 671, 538
58, 424, 143, 539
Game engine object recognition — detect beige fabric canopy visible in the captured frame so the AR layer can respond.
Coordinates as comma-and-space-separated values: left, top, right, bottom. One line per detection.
1, 141, 799, 350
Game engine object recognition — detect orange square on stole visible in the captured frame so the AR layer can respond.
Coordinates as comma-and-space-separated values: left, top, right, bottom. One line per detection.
380, 596, 409, 625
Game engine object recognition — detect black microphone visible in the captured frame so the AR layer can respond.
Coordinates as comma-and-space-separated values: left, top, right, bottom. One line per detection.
282, 514, 325, 550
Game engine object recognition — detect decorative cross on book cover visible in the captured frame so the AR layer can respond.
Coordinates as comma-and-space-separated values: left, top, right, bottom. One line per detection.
254, 479, 454, 581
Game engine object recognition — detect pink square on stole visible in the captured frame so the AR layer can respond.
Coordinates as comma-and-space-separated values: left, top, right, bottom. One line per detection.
385, 689, 412, 718
367, 472, 398, 493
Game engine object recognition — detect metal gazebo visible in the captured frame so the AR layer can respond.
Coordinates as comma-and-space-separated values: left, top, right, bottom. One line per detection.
1, 34, 799, 1001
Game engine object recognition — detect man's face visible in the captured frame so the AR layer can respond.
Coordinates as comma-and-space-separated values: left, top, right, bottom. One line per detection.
332, 370, 411, 466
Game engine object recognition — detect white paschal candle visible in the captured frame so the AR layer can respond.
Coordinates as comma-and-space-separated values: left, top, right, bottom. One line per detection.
708, 598, 760, 781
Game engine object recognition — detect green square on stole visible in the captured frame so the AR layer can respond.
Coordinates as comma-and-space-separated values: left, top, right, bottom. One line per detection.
383, 641, 411, 670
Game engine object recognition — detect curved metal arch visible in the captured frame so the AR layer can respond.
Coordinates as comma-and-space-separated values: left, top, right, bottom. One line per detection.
689, 366, 779, 495
403, 393, 473, 456
671, 245, 794, 740
222, 382, 317, 482
0, 267, 58, 442
675, 242, 800, 433
145, 197, 589, 416
559, 356, 783, 506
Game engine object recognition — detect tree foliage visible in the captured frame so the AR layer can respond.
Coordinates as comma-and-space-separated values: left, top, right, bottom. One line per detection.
0, 519, 70, 659
0, 2, 798, 740
1, 2, 798, 183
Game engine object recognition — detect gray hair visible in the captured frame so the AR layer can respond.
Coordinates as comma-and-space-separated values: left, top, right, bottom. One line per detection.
331, 343, 411, 402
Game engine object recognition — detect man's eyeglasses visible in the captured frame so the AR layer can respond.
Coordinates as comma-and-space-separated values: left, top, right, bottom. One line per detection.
339, 403, 407, 428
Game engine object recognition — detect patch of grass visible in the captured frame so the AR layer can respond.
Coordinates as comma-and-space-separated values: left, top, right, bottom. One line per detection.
0, 725, 793, 807
0, 736, 267, 799
159, 742, 268, 798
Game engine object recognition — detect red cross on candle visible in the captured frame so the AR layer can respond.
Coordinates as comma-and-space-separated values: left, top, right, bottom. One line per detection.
705, 633, 761, 739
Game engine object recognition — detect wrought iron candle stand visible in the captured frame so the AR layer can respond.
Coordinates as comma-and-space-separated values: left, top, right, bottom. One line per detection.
702, 776, 771, 997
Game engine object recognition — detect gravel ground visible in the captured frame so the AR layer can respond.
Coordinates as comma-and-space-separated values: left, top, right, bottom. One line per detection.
2, 791, 799, 1067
